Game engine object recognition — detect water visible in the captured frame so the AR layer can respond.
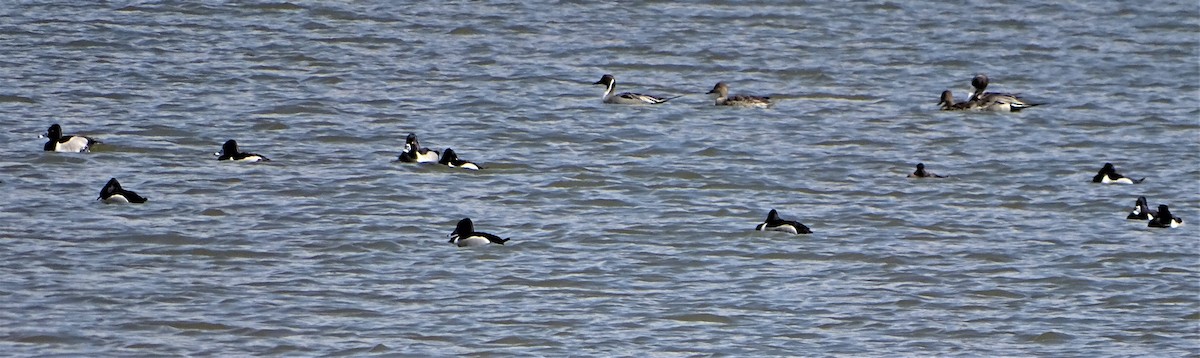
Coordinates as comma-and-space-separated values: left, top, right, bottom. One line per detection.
1, 1, 1197, 356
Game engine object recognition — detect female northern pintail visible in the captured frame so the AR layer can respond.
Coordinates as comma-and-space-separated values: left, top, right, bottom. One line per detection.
967, 74, 1039, 112
755, 209, 812, 234
438, 148, 480, 170
1148, 205, 1183, 228
1126, 196, 1156, 220
938, 90, 976, 111
593, 74, 681, 104
43, 124, 98, 152
215, 139, 269, 162
907, 163, 947, 178
448, 218, 510, 247
398, 133, 440, 163
98, 178, 147, 204
707, 82, 772, 108
1092, 163, 1143, 184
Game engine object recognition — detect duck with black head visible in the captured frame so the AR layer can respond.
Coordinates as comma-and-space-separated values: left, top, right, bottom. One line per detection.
907, 163, 947, 178
98, 178, 147, 204
215, 139, 269, 162
755, 209, 812, 235
448, 218, 510, 247
1091, 163, 1143, 184
43, 123, 98, 152
1126, 196, 1156, 220
1148, 205, 1183, 228
438, 148, 480, 170
398, 133, 440, 163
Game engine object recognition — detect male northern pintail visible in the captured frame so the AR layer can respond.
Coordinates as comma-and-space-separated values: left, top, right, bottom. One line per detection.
593, 74, 681, 104
1126, 196, 1156, 220
1148, 205, 1183, 228
98, 178, 147, 204
938, 90, 975, 111
215, 139, 270, 162
438, 148, 480, 170
448, 218, 510, 247
1092, 163, 1143, 184
755, 209, 812, 234
398, 133, 440, 163
707, 82, 772, 108
907, 163, 947, 178
967, 74, 1039, 112
43, 124, 98, 152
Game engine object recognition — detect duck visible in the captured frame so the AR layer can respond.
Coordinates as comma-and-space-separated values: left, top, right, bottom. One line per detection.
97, 178, 147, 204
43, 124, 98, 152
707, 82, 772, 108
938, 90, 976, 111
448, 218, 510, 247
438, 148, 480, 170
215, 139, 269, 162
1091, 163, 1143, 184
593, 74, 681, 104
755, 209, 812, 234
398, 133, 440, 163
1126, 196, 1157, 220
1148, 205, 1183, 228
966, 74, 1040, 112
907, 163, 947, 178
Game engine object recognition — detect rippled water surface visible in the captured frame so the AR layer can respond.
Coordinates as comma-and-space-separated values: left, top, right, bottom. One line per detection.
1, 1, 1198, 356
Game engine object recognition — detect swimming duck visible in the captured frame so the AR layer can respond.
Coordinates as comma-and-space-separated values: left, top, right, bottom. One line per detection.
1126, 196, 1156, 220
938, 90, 976, 111
438, 148, 480, 170
398, 133, 440, 163
593, 74, 681, 104
215, 139, 269, 162
448, 218, 510, 247
1148, 205, 1183, 228
755, 209, 812, 234
707, 82, 772, 108
907, 163, 947, 178
1092, 163, 1143, 184
43, 124, 98, 152
967, 74, 1039, 112
97, 178, 147, 204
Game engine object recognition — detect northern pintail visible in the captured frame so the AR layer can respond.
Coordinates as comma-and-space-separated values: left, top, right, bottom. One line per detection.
967, 74, 1039, 112
593, 74, 680, 104
938, 90, 975, 111
707, 82, 772, 108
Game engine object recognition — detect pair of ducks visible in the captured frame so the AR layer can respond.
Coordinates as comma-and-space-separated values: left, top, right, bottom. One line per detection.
909, 162, 1148, 183
455, 208, 814, 249
93, 140, 272, 203
939, 74, 1040, 112
594, 74, 772, 108
397, 133, 479, 170
43, 123, 270, 163
1127, 197, 1184, 228
1094, 163, 1183, 228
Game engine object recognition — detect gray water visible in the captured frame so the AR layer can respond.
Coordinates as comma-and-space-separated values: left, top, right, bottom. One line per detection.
1, 1, 1198, 356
